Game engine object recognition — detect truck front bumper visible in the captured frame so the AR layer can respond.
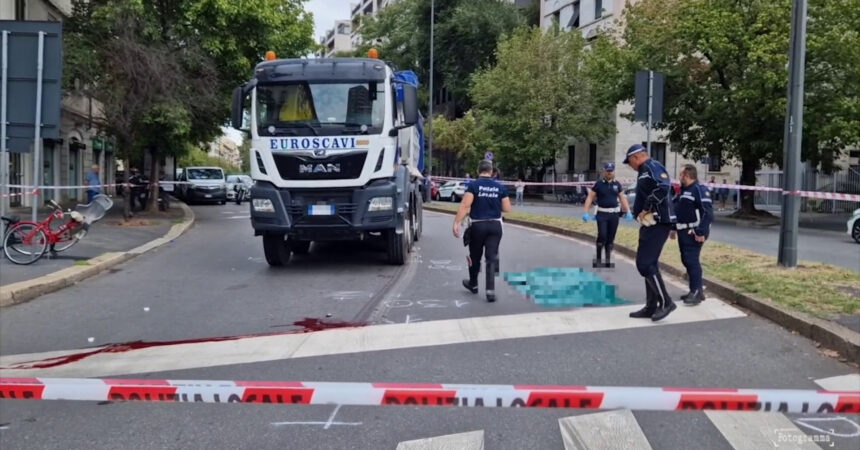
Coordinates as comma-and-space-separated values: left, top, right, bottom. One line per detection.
249, 180, 401, 240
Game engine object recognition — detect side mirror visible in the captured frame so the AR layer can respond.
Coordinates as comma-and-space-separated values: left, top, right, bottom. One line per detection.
401, 84, 418, 126
231, 85, 246, 130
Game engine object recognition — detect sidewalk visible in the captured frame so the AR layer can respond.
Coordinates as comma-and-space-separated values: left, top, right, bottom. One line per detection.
1, 199, 181, 287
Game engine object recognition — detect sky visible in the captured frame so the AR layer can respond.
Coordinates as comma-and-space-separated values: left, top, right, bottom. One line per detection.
306, 0, 355, 41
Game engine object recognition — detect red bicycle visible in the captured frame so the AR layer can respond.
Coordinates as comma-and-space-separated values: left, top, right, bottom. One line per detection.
3, 195, 113, 265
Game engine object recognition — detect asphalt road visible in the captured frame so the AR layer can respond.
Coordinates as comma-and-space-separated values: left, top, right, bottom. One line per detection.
513, 203, 860, 271
1, 203, 858, 449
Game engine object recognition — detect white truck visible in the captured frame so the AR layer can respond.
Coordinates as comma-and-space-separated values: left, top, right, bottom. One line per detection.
231, 55, 425, 266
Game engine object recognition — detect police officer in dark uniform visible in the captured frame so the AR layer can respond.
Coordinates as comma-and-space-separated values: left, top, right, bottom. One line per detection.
582, 162, 633, 267
624, 144, 677, 321
671, 164, 713, 305
453, 160, 511, 302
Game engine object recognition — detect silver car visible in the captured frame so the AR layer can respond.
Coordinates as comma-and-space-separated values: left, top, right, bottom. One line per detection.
848, 208, 860, 244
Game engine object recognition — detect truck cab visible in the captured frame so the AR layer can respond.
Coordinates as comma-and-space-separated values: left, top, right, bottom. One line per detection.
231, 56, 424, 266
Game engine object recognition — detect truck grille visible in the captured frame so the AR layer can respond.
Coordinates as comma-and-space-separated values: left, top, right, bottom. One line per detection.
273, 152, 367, 180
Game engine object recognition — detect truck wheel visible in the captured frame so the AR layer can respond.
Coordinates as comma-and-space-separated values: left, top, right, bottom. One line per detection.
290, 239, 311, 255
263, 233, 291, 266
413, 195, 423, 242
386, 227, 408, 265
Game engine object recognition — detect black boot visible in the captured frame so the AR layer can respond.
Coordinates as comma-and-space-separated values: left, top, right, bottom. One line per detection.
682, 289, 706, 306
629, 280, 657, 318
604, 244, 615, 268
485, 260, 496, 302
593, 244, 603, 268
463, 259, 480, 294
649, 273, 676, 321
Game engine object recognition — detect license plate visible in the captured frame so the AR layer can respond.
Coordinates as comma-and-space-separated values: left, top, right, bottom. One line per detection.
308, 205, 335, 216
205, 194, 212, 198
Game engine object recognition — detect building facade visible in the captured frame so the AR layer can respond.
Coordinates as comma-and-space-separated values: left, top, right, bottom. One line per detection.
1, 0, 115, 209
208, 136, 241, 169
539, 0, 736, 184
316, 20, 354, 58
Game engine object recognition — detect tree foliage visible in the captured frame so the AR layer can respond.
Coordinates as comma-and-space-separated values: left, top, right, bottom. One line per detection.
585, 0, 860, 213
471, 27, 613, 177
65, 0, 315, 212
431, 111, 488, 175
358, 0, 524, 115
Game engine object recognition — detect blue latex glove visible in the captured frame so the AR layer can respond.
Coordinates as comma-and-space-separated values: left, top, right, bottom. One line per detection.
582, 212, 591, 222
624, 211, 634, 221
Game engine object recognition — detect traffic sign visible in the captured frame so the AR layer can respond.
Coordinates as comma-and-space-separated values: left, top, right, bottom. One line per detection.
485, 152, 494, 160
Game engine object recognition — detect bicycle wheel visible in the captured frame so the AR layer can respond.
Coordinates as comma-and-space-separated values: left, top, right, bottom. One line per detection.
3, 223, 48, 265
52, 223, 88, 253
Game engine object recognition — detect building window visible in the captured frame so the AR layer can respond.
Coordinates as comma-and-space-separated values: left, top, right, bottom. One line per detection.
595, 0, 603, 19
588, 143, 597, 171
551, 11, 561, 28
567, 2, 580, 29
642, 142, 667, 166
708, 152, 722, 172
567, 146, 576, 172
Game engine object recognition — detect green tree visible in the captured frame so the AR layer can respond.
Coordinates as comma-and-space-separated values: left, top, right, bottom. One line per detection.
585, 0, 860, 216
358, 0, 523, 115
431, 111, 488, 175
66, 0, 315, 213
471, 27, 613, 178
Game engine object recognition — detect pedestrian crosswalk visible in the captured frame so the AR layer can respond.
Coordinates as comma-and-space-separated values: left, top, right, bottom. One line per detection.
394, 374, 859, 450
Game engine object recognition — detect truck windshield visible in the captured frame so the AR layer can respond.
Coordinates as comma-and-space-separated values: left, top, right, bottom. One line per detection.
256, 82, 385, 136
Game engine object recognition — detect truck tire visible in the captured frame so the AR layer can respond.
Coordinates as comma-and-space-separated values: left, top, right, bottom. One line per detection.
263, 233, 291, 266
414, 194, 423, 242
291, 239, 311, 255
386, 226, 408, 265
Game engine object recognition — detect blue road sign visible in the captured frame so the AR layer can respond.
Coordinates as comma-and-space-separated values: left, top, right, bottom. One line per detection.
485, 152, 494, 160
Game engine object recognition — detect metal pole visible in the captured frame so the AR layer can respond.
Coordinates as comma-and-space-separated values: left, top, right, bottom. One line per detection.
30, 32, 45, 221
777, 0, 807, 268
646, 70, 653, 155
1, 30, 9, 233
427, 0, 434, 179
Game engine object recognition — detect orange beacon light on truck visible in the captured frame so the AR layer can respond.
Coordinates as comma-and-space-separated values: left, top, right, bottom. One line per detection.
367, 48, 379, 59
265, 51, 276, 61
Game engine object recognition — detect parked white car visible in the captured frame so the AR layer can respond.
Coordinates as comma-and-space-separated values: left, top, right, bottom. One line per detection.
437, 181, 467, 202
848, 208, 860, 244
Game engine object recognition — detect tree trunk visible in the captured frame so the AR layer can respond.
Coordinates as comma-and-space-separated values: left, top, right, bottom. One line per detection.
147, 148, 160, 212
738, 156, 757, 214
122, 157, 131, 221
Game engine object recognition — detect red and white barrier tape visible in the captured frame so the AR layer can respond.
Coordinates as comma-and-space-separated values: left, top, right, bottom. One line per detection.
429, 176, 860, 202
0, 181, 195, 198
0, 378, 857, 413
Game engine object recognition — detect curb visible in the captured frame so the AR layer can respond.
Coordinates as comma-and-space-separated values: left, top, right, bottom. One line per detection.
426, 205, 860, 363
0, 202, 195, 307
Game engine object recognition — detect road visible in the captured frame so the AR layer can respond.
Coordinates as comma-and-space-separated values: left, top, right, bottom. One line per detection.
513, 203, 860, 272
1, 203, 858, 449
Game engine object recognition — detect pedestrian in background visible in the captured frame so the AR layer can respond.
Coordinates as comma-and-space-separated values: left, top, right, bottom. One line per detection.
515, 179, 525, 206
453, 160, 511, 303
581, 162, 632, 267
719, 179, 730, 211
85, 164, 101, 204
671, 165, 713, 305
624, 144, 677, 321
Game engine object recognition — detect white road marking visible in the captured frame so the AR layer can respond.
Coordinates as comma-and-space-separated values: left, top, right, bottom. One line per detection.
0, 299, 745, 377
814, 374, 860, 392
705, 411, 822, 450
396, 430, 484, 450
225, 215, 250, 220
794, 417, 860, 438
558, 409, 652, 450
270, 404, 362, 429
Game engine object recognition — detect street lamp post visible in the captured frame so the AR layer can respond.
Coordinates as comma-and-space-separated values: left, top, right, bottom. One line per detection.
777, 0, 808, 268
428, 0, 434, 178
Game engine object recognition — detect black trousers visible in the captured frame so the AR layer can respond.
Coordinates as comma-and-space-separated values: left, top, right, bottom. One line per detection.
678, 231, 704, 292
596, 211, 619, 248
467, 220, 503, 287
